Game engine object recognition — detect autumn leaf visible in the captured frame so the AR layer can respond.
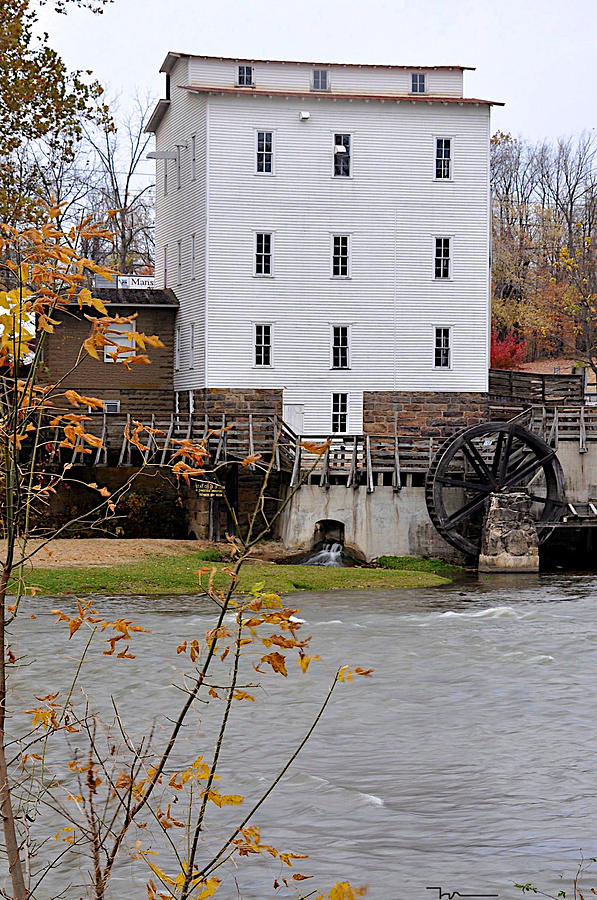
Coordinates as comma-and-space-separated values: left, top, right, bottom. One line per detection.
259, 652, 288, 677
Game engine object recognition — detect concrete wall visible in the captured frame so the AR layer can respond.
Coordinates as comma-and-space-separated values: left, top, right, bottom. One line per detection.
556, 442, 597, 503
278, 484, 465, 563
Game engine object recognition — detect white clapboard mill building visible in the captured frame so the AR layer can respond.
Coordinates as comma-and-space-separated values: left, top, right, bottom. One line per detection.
147, 53, 500, 436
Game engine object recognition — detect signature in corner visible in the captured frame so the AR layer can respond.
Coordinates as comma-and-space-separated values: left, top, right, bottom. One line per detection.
426, 888, 499, 900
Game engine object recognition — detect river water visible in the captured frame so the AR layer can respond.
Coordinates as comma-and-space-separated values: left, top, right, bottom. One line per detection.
6, 575, 597, 899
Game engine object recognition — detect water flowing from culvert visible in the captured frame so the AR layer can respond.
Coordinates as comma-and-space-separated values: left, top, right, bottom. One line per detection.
303, 541, 345, 566
6, 577, 597, 898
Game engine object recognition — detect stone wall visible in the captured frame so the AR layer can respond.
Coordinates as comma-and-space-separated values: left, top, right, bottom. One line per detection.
363, 391, 489, 438
179, 388, 283, 419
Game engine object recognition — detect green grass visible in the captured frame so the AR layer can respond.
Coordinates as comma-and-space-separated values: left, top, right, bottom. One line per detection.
21, 551, 453, 596
377, 555, 464, 577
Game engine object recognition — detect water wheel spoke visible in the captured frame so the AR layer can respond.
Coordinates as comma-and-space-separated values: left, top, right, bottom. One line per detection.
491, 431, 505, 477
445, 492, 488, 529
435, 474, 492, 492
501, 450, 556, 491
527, 493, 548, 504
462, 439, 497, 488
496, 428, 514, 482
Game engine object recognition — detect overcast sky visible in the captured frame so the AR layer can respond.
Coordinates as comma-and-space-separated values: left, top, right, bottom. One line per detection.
39, 0, 595, 142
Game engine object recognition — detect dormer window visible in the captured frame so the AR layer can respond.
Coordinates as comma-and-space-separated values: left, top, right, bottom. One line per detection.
312, 69, 329, 91
238, 64, 253, 86
411, 72, 426, 93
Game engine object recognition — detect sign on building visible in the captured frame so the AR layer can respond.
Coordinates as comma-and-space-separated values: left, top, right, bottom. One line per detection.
118, 275, 155, 289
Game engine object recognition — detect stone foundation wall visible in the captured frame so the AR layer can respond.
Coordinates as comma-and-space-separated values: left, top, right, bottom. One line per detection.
363, 391, 489, 438
178, 388, 283, 419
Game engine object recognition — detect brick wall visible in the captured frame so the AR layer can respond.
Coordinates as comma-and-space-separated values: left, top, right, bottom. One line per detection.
363, 391, 489, 438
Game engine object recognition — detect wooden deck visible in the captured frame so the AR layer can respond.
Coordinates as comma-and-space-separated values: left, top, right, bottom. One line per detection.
41, 401, 597, 493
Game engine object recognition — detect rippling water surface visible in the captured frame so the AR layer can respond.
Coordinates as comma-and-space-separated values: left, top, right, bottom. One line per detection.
6, 575, 597, 899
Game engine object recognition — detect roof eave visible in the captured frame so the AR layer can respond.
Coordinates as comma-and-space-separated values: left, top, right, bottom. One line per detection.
161, 51, 475, 71
145, 99, 170, 133
181, 85, 504, 106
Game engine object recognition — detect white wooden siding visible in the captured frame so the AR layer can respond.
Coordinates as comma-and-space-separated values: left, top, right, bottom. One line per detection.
187, 57, 464, 97
153, 62, 491, 433
155, 56, 208, 391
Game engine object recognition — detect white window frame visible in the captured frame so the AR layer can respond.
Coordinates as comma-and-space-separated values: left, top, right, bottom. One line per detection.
189, 323, 195, 370
331, 392, 349, 434
410, 72, 426, 94
330, 233, 352, 279
104, 318, 136, 363
433, 325, 452, 370
191, 233, 196, 280
433, 235, 453, 281
177, 239, 182, 284
164, 245, 168, 288
253, 231, 274, 277
175, 324, 181, 371
255, 129, 275, 176
332, 132, 352, 178
90, 399, 120, 414
191, 134, 197, 181
434, 136, 453, 182
330, 324, 351, 370
312, 69, 330, 91
253, 322, 274, 368
237, 64, 254, 86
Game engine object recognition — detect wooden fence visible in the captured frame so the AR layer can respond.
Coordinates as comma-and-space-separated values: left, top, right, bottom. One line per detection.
489, 369, 584, 402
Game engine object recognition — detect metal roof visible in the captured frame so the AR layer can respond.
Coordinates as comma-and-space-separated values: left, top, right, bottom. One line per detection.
181, 85, 504, 106
160, 51, 475, 73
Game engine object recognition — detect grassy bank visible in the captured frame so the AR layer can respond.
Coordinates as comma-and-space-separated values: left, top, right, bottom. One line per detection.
20, 551, 457, 596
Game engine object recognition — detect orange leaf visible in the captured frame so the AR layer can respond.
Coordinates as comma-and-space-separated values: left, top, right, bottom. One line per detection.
260, 652, 288, 677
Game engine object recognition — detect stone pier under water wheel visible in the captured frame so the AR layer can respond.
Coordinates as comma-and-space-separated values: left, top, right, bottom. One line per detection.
425, 422, 566, 563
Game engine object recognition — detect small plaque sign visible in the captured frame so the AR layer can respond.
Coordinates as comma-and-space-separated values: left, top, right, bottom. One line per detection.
196, 481, 225, 498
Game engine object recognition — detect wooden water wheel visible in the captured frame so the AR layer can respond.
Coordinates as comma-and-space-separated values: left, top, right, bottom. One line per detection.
425, 422, 566, 557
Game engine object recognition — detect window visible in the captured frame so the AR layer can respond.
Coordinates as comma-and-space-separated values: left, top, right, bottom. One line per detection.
434, 327, 451, 368
255, 232, 272, 276
312, 69, 329, 90
191, 233, 196, 279
331, 326, 350, 369
434, 237, 451, 279
175, 325, 181, 371
164, 245, 168, 288
176, 146, 181, 189
189, 323, 195, 370
332, 235, 350, 277
334, 134, 351, 177
191, 135, 196, 181
435, 138, 451, 179
256, 131, 273, 174
104, 319, 136, 363
411, 72, 426, 93
91, 399, 120, 414
332, 392, 348, 432
177, 240, 182, 284
238, 64, 253, 86
254, 323, 272, 367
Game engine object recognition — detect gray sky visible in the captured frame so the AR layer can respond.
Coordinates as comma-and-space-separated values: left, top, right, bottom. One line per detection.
40, 0, 596, 141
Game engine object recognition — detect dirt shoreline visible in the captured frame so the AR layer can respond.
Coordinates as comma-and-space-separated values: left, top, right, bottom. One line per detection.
1, 538, 287, 569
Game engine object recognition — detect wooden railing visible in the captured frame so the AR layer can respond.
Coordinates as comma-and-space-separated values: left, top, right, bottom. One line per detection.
489, 368, 584, 402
